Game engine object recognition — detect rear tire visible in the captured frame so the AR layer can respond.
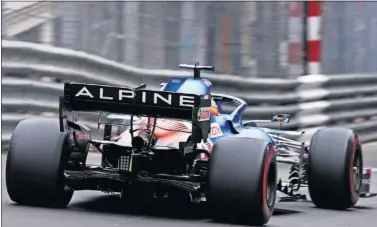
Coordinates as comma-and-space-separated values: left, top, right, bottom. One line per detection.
6, 118, 74, 208
208, 137, 277, 226
308, 127, 362, 209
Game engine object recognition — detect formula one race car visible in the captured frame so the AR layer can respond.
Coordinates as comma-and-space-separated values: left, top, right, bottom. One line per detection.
6, 63, 374, 226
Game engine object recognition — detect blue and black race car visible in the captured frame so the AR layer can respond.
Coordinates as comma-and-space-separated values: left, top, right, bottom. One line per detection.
6, 63, 374, 226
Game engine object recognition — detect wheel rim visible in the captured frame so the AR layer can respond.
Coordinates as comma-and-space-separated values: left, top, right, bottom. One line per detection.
352, 154, 361, 191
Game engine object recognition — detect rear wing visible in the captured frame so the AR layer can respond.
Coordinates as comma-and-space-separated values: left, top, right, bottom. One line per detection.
60, 82, 211, 142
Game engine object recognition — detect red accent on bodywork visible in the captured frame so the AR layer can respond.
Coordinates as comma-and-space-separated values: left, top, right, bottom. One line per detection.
137, 118, 189, 139
364, 168, 372, 175
75, 131, 89, 140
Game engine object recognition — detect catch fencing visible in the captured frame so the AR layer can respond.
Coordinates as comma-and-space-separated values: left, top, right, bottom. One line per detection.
3, 2, 377, 79
2, 40, 377, 146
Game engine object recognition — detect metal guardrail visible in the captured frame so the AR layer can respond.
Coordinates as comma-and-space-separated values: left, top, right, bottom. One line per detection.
2, 40, 377, 146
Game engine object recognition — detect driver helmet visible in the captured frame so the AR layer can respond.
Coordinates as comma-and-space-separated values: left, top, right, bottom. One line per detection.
211, 98, 220, 116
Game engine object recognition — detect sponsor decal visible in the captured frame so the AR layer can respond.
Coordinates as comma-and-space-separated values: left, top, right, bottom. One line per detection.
210, 123, 223, 138
72, 85, 197, 108
197, 107, 211, 121
184, 143, 195, 155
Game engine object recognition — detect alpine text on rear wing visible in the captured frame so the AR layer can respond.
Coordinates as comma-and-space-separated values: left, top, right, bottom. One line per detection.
60, 82, 211, 142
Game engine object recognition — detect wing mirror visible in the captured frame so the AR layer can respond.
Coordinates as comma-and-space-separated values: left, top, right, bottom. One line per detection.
271, 113, 290, 123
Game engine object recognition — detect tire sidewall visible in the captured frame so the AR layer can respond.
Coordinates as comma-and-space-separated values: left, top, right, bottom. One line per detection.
6, 119, 73, 206
346, 135, 362, 205
308, 128, 362, 208
207, 137, 277, 225
261, 144, 277, 219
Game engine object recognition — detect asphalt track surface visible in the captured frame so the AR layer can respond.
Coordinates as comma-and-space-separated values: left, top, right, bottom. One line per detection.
2, 142, 377, 227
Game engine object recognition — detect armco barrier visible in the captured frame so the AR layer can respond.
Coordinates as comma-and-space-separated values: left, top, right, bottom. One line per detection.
2, 40, 377, 146
2, 40, 298, 92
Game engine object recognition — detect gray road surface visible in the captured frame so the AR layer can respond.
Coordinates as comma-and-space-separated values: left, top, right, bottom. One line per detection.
2, 142, 377, 227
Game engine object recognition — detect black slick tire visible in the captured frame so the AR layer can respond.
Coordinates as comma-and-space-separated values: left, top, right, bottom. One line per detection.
308, 127, 362, 209
208, 137, 277, 226
6, 118, 74, 208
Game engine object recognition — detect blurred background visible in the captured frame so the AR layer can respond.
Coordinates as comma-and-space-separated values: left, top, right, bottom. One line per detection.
2, 1, 377, 144
2, 3, 377, 227
2, 1, 377, 78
